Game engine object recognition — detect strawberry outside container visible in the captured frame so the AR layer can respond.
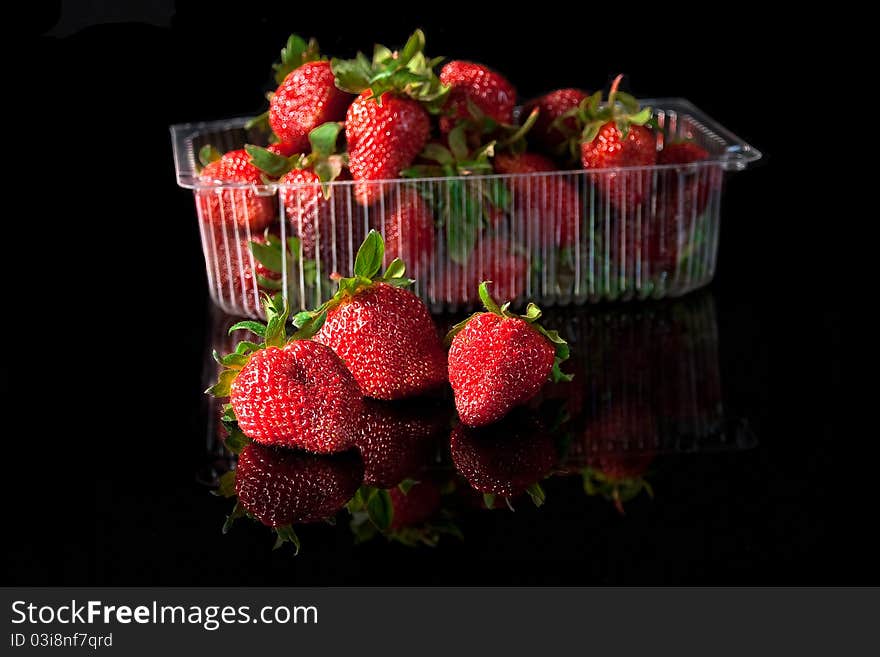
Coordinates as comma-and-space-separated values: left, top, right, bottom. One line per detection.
171, 98, 760, 318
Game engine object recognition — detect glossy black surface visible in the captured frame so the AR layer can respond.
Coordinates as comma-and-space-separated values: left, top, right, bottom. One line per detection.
11, 5, 845, 585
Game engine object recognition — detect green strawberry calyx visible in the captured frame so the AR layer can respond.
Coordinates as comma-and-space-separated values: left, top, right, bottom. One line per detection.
582, 466, 654, 515
272, 33, 323, 85
556, 74, 654, 161
245, 121, 347, 197
347, 484, 463, 548
330, 29, 448, 111
444, 281, 574, 383
197, 144, 222, 172
205, 293, 328, 397
247, 230, 318, 293
400, 124, 510, 265
292, 230, 414, 329
220, 497, 303, 555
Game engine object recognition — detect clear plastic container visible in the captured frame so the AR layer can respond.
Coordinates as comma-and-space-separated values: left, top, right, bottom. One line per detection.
172, 98, 760, 318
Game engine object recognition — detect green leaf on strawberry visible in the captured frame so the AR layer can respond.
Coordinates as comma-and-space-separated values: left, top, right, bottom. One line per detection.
222, 502, 247, 535
330, 30, 448, 110
244, 144, 302, 178
354, 229, 384, 278
272, 34, 322, 85
214, 470, 237, 498
244, 111, 271, 133
272, 525, 302, 554
366, 488, 393, 531
198, 144, 221, 168
525, 482, 546, 507
582, 467, 654, 515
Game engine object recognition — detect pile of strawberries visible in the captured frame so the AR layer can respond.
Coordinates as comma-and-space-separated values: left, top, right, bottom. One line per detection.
196, 30, 719, 309
209, 230, 572, 549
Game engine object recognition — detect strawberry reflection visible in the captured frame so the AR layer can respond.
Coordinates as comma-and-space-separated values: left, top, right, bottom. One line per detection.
450, 409, 557, 510
218, 437, 363, 553
356, 399, 448, 489
577, 403, 657, 514
203, 289, 746, 547
348, 400, 460, 547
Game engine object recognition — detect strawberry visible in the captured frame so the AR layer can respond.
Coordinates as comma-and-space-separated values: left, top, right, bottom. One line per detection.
346, 91, 431, 206
523, 88, 589, 154
207, 295, 363, 453
580, 402, 657, 514
450, 410, 555, 507
304, 231, 448, 400
446, 282, 572, 426
635, 141, 721, 274
355, 399, 446, 489
439, 60, 516, 134
235, 443, 363, 527
347, 476, 459, 547
401, 123, 505, 272
251, 35, 351, 153
560, 76, 657, 210
247, 122, 362, 272
657, 140, 721, 225
332, 31, 447, 206
229, 442, 363, 552
266, 142, 299, 157
270, 61, 352, 154
376, 188, 435, 280
388, 479, 442, 530
493, 151, 581, 248
658, 140, 709, 166
196, 147, 275, 231
205, 226, 281, 315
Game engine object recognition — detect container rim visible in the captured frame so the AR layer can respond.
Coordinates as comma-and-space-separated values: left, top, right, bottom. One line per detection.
171, 97, 761, 190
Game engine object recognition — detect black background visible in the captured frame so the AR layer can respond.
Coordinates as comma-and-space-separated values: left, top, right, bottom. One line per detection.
8, 2, 847, 584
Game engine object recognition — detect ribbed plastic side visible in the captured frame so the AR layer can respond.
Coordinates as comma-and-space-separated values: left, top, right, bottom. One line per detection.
177, 102, 755, 318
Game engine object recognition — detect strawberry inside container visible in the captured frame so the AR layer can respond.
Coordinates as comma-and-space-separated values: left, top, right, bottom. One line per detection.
172, 98, 760, 320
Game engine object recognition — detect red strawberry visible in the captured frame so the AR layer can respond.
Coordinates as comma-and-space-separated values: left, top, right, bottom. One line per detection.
235, 443, 363, 528
626, 141, 721, 274
355, 399, 446, 489
345, 91, 430, 206
374, 188, 435, 278
658, 141, 709, 166
208, 296, 363, 454
450, 410, 556, 505
388, 479, 442, 530
581, 402, 657, 514
280, 168, 364, 271
446, 282, 572, 426
657, 140, 721, 225
249, 122, 361, 272
309, 231, 448, 400
494, 152, 581, 247
269, 53, 351, 153
332, 32, 446, 206
202, 225, 285, 316
582, 122, 656, 208
570, 76, 657, 210
439, 61, 516, 134
267, 142, 299, 157
196, 149, 275, 231
523, 88, 589, 154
